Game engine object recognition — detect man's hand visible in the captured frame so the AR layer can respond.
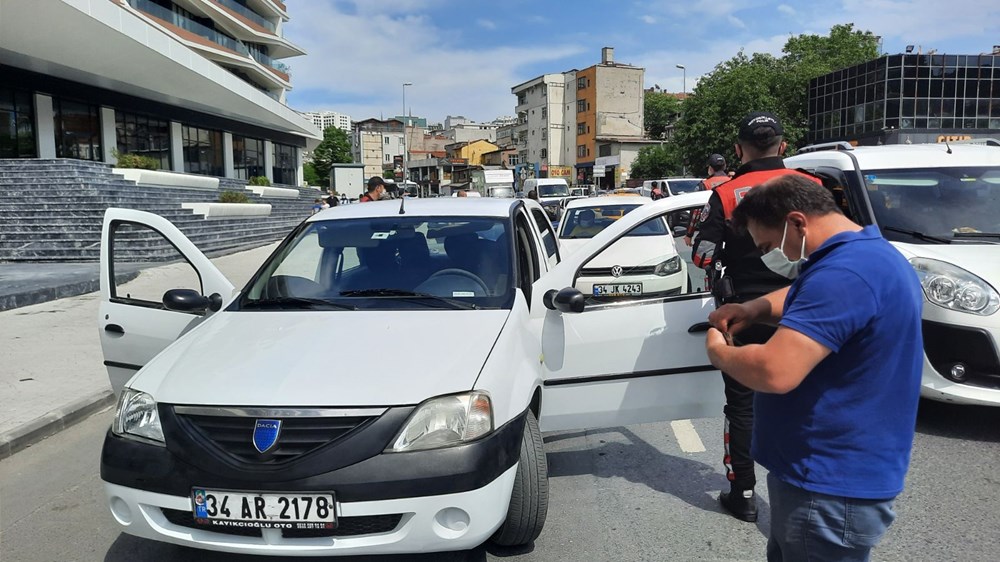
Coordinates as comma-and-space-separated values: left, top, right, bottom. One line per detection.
683, 235, 693, 246
709, 303, 757, 336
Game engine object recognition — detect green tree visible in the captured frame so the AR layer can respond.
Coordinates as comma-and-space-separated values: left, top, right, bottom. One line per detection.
311, 126, 353, 183
670, 24, 879, 171
645, 91, 684, 139
630, 144, 682, 179
303, 161, 321, 186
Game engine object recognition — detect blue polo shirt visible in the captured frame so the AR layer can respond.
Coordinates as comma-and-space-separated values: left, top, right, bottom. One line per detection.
752, 225, 924, 499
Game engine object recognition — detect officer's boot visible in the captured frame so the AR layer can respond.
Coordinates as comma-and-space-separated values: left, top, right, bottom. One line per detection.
719, 486, 758, 522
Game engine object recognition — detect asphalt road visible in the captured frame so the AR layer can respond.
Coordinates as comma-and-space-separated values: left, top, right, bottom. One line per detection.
1, 399, 997, 562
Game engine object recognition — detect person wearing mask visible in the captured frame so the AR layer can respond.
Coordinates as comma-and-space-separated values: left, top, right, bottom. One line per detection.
359, 177, 388, 203
706, 174, 922, 561
691, 112, 822, 523
684, 154, 732, 246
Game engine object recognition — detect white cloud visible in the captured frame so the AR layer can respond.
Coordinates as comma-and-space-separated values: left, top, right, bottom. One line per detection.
805, 0, 1000, 44
641, 15, 657, 24
727, 14, 747, 29
283, 2, 584, 122
777, 4, 796, 15
476, 18, 496, 30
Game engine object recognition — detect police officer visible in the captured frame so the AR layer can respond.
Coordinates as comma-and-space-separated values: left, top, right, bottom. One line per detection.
691, 112, 822, 522
684, 154, 732, 246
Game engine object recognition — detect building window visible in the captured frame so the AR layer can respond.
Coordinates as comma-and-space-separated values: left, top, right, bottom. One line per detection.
0, 87, 36, 158
542, 130, 547, 140
599, 144, 612, 157
541, 107, 547, 119
181, 125, 224, 176
53, 97, 102, 161
272, 143, 296, 185
232, 135, 265, 180
517, 93, 526, 105
384, 136, 390, 144
115, 111, 170, 169
540, 148, 547, 159
578, 77, 586, 90
577, 123, 586, 135
508, 154, 520, 166
577, 100, 586, 113
578, 145, 587, 157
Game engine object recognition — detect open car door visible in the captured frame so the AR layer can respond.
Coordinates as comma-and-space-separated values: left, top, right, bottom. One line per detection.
99, 209, 235, 395
531, 194, 724, 432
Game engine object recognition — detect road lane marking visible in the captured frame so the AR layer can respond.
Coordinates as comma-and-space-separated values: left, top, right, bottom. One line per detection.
671, 419, 706, 453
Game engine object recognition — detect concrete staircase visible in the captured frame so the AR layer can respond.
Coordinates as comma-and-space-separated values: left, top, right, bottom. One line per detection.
0, 159, 318, 262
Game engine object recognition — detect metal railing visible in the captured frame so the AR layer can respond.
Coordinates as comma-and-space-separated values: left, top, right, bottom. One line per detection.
129, 0, 249, 55
211, 0, 276, 33
249, 49, 291, 76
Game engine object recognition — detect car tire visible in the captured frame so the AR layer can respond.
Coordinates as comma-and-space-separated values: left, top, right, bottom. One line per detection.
490, 410, 549, 547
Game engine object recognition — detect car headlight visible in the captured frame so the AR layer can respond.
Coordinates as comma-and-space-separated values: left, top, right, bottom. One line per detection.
387, 392, 493, 452
910, 258, 1000, 316
654, 256, 682, 276
112, 389, 165, 445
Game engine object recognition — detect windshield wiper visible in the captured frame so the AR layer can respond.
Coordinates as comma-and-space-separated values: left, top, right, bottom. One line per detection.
952, 232, 1000, 243
880, 226, 951, 244
242, 297, 357, 310
340, 288, 480, 309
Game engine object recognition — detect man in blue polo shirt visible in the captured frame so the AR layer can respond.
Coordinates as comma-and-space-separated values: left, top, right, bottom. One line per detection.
704, 174, 923, 561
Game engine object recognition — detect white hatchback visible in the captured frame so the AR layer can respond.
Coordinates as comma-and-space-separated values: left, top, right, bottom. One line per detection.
97, 197, 724, 557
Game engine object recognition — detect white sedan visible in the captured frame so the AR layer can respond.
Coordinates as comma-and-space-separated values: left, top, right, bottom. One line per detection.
558, 196, 696, 299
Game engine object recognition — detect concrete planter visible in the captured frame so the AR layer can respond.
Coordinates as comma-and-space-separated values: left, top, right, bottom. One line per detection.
247, 185, 299, 198
113, 168, 220, 190
181, 202, 272, 218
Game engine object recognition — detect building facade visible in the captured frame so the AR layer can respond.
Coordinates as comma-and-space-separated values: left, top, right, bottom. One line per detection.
0, 0, 319, 185
511, 72, 574, 176
808, 51, 1000, 145
301, 110, 352, 132
350, 118, 405, 179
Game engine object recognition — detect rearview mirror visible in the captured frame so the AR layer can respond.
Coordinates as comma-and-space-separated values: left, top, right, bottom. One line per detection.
163, 289, 223, 313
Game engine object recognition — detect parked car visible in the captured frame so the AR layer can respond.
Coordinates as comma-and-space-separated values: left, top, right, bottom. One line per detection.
784, 140, 1000, 407
640, 177, 704, 198
97, 196, 723, 557
556, 196, 695, 299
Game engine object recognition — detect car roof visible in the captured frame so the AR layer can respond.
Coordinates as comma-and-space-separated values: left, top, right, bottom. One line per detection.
307, 198, 520, 221
786, 143, 1000, 170
565, 196, 650, 210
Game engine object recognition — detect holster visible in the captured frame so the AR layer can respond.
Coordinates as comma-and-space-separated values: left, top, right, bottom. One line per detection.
710, 273, 736, 305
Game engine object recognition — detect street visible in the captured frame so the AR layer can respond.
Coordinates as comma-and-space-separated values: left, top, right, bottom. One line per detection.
2, 399, 997, 561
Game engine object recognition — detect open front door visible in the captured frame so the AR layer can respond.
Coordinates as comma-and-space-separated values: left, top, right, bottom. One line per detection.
532, 197, 724, 432
99, 209, 235, 394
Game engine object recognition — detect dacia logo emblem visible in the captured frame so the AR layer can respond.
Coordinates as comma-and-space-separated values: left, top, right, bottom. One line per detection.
611, 265, 624, 278
252, 419, 282, 454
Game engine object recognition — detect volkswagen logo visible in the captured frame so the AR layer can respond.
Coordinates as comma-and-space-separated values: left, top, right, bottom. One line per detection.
611, 265, 624, 278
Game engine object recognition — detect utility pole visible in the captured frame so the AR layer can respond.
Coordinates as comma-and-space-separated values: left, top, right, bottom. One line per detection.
402, 82, 412, 195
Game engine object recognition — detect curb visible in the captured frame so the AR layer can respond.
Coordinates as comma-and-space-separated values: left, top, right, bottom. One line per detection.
0, 389, 116, 460
0, 271, 139, 312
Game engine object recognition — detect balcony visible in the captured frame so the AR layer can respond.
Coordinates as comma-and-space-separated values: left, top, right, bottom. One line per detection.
249, 48, 291, 77
211, 0, 276, 33
128, 0, 249, 55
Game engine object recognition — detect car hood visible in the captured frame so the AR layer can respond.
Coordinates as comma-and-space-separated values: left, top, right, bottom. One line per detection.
582, 236, 677, 267
132, 309, 510, 406
892, 242, 1000, 283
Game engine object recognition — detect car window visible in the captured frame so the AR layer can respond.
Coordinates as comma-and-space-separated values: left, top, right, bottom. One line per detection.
514, 213, 540, 302
862, 166, 1000, 243
109, 221, 201, 309
241, 216, 515, 310
530, 208, 559, 262
666, 179, 703, 194
559, 204, 643, 239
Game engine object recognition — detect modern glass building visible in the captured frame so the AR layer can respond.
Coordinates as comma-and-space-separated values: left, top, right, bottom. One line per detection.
0, 0, 319, 184
808, 52, 1000, 145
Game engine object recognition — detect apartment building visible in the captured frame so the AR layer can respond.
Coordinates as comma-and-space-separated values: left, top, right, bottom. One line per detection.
0, 0, 318, 184
511, 72, 574, 174
301, 110, 352, 132
351, 118, 406, 179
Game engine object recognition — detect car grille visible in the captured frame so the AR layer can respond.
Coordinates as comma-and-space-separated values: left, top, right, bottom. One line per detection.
580, 265, 658, 276
161, 509, 403, 538
922, 321, 1000, 389
175, 412, 375, 464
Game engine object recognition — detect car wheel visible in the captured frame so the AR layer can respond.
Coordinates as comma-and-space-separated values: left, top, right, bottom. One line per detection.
490, 410, 549, 547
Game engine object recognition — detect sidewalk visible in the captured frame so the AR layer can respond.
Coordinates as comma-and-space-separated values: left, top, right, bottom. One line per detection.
0, 243, 277, 459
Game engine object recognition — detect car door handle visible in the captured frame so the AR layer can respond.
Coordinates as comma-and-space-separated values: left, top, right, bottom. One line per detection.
104, 324, 125, 335
688, 322, 711, 333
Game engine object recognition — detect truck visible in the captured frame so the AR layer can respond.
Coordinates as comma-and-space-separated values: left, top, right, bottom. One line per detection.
328, 163, 365, 198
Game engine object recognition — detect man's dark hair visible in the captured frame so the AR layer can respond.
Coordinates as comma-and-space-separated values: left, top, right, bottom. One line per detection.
731, 174, 842, 232
367, 176, 385, 192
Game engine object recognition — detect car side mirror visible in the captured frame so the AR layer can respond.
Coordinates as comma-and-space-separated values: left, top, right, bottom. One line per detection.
163, 289, 223, 313
673, 225, 688, 237
544, 287, 585, 313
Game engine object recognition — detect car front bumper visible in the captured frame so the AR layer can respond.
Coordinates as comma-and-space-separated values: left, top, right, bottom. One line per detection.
576, 268, 688, 298
919, 320, 1000, 406
101, 409, 526, 555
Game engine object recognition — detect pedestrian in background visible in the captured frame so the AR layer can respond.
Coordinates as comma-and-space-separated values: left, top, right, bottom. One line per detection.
705, 174, 923, 561
691, 112, 823, 523
527, 189, 539, 201
360, 177, 387, 202
684, 154, 731, 246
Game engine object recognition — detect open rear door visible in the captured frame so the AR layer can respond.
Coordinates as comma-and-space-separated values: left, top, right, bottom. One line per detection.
99, 209, 235, 394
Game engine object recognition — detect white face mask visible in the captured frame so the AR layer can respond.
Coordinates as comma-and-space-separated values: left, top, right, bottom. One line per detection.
761, 221, 807, 279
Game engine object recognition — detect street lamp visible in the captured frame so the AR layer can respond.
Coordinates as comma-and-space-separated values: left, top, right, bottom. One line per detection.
402, 82, 412, 193
675, 64, 686, 96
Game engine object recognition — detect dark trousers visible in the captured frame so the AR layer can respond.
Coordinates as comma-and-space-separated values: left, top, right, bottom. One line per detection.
721, 323, 777, 491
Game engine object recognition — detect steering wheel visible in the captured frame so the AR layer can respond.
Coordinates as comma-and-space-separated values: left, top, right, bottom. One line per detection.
422, 268, 490, 295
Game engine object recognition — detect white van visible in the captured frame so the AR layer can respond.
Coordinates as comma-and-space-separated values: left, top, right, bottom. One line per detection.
523, 178, 570, 204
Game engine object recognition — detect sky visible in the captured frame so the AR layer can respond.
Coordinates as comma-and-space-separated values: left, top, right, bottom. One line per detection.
283, 0, 1000, 125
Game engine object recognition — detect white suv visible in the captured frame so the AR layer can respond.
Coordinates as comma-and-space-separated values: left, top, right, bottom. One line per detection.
784, 140, 1000, 407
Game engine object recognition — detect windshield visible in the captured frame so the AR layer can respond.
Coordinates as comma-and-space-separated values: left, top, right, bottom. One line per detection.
538, 184, 570, 197
488, 187, 515, 198
559, 204, 666, 239
240, 216, 514, 310
667, 179, 703, 194
863, 167, 1000, 243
